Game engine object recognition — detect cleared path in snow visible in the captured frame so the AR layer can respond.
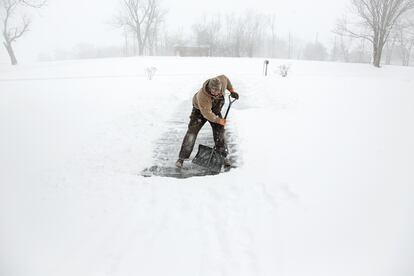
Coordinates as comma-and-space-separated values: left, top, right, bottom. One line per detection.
142, 99, 240, 178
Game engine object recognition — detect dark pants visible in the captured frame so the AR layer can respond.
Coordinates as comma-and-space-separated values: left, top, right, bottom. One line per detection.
178, 98, 227, 159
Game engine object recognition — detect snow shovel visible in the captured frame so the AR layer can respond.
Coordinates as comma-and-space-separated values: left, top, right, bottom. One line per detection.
192, 94, 237, 173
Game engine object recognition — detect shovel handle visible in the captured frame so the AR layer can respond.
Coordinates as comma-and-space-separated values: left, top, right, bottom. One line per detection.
224, 94, 237, 119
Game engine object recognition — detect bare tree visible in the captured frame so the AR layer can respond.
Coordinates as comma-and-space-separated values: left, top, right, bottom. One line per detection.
146, 10, 163, 55
266, 13, 278, 58
242, 11, 264, 57
395, 18, 414, 65
397, 10, 414, 65
335, 0, 414, 67
286, 33, 305, 60
303, 40, 328, 60
191, 11, 269, 58
115, 0, 165, 56
338, 34, 353, 62
0, 0, 46, 65
384, 31, 398, 64
192, 14, 222, 56
227, 15, 245, 57
330, 36, 339, 61
163, 27, 188, 55
221, 15, 235, 56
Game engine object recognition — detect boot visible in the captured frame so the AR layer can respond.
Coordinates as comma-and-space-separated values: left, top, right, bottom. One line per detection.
175, 158, 184, 168
224, 158, 231, 167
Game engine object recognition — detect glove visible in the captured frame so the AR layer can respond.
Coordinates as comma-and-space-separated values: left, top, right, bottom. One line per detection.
217, 118, 226, 126
230, 91, 239, 99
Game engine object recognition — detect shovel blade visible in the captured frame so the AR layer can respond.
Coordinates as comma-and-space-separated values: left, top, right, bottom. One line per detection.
192, 144, 225, 173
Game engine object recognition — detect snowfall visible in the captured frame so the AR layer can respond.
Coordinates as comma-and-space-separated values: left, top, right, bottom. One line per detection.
0, 56, 413, 276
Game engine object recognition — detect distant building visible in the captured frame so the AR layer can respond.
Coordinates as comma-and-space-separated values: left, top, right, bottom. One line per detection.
174, 45, 211, 57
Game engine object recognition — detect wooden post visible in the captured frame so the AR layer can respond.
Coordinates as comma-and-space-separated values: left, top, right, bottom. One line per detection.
263, 60, 269, 76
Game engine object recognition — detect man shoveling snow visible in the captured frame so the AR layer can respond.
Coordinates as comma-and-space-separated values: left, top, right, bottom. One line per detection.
175, 75, 239, 168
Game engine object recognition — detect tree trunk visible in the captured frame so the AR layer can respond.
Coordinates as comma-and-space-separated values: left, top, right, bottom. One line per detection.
359, 39, 366, 63
341, 41, 350, 62
385, 35, 397, 65
3, 42, 18, 65
385, 40, 395, 65
137, 35, 144, 55
124, 32, 129, 57
373, 43, 383, 68
403, 41, 414, 66
403, 55, 409, 66
132, 38, 137, 56
401, 47, 411, 66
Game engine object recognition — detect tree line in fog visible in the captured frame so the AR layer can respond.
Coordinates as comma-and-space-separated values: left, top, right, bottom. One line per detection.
2, 0, 414, 67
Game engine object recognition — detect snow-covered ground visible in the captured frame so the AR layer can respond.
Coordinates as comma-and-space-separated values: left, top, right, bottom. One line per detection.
1, 57, 413, 276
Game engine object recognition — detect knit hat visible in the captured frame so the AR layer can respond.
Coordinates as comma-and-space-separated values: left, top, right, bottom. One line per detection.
208, 77, 222, 91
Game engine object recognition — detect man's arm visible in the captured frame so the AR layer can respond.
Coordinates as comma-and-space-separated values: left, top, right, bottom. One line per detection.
218, 75, 234, 92
197, 93, 220, 123
221, 75, 239, 99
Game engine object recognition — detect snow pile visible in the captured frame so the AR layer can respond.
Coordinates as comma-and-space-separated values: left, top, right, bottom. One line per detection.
1, 57, 413, 276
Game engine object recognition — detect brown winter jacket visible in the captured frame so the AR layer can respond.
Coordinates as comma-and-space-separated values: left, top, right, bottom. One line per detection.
192, 75, 234, 123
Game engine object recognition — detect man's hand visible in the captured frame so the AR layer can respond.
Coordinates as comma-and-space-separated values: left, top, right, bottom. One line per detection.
217, 118, 226, 126
230, 91, 239, 99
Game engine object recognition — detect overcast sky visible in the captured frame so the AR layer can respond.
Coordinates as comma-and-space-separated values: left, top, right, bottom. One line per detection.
1, 0, 349, 63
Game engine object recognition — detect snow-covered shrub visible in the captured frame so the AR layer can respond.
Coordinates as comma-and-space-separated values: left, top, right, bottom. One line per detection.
278, 64, 291, 77
145, 66, 157, 80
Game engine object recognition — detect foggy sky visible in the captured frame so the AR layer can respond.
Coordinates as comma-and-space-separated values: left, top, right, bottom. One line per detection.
1, 0, 349, 63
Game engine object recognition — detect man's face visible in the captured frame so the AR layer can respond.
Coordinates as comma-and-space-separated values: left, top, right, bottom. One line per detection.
210, 86, 221, 96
